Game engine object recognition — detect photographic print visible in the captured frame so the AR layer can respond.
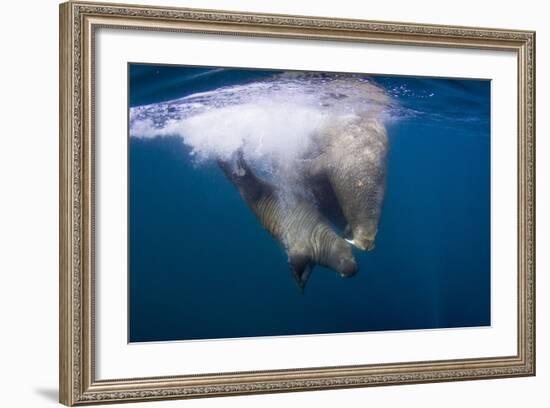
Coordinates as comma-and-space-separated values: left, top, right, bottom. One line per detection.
128, 64, 491, 343
60, 3, 535, 404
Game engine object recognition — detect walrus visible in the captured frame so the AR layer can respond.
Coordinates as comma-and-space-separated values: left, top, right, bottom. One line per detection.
307, 116, 388, 251
218, 153, 357, 290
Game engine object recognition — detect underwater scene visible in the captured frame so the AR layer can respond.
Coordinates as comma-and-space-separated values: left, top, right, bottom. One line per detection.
128, 64, 490, 342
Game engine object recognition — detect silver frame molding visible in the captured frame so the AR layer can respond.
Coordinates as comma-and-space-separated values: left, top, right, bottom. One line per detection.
59, 1, 536, 405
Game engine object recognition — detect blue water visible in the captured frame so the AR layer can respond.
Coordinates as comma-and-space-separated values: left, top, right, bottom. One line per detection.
128, 64, 490, 342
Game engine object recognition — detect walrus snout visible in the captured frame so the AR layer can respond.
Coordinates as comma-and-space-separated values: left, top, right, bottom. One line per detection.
336, 257, 358, 278
348, 238, 375, 252
345, 226, 377, 252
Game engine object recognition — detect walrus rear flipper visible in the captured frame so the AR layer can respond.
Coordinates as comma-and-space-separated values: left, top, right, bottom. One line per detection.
217, 151, 265, 202
216, 151, 247, 184
289, 252, 313, 293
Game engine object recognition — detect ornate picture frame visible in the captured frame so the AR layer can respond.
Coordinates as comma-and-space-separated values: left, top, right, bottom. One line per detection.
59, 1, 535, 405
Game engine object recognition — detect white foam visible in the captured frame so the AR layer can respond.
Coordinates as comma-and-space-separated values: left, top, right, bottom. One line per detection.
177, 101, 327, 163
129, 72, 392, 171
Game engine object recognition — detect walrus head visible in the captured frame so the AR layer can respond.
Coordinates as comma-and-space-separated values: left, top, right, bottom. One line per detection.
345, 224, 378, 252
289, 239, 357, 292
326, 240, 358, 278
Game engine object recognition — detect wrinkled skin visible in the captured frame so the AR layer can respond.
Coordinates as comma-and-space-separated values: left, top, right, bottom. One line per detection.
308, 117, 388, 251
218, 153, 357, 290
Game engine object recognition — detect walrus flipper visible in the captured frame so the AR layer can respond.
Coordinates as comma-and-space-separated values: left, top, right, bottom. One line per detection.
217, 151, 266, 202
288, 251, 313, 292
